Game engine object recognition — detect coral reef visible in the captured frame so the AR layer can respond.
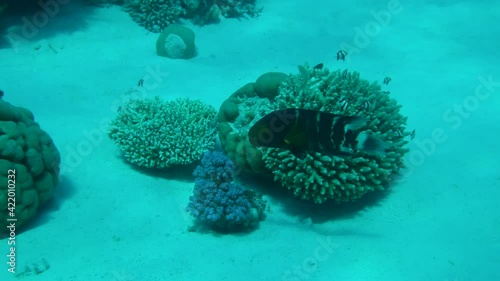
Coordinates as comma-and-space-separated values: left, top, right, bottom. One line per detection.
0, 99, 60, 233
217, 65, 410, 203
89, 0, 261, 30
108, 97, 217, 168
187, 151, 267, 231
182, 0, 261, 25
124, 0, 184, 33
217, 72, 287, 174
156, 24, 197, 59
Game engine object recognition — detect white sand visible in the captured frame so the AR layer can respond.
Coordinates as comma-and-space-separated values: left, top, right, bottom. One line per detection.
0, 0, 499, 280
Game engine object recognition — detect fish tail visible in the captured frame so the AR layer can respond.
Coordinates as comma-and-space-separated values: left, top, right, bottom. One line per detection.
356, 132, 389, 155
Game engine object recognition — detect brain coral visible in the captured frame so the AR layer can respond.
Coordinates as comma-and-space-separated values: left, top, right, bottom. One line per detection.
217, 65, 411, 203
108, 97, 217, 168
0, 99, 60, 233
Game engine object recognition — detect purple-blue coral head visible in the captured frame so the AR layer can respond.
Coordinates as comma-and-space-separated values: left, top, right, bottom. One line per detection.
193, 151, 235, 184
187, 179, 264, 231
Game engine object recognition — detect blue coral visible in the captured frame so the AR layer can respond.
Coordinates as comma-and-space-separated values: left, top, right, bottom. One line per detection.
193, 151, 235, 183
187, 151, 267, 231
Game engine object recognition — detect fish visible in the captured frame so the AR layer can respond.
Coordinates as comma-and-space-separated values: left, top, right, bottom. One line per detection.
248, 108, 389, 158
358, 101, 370, 111
342, 69, 349, 78
337, 50, 348, 61
410, 129, 416, 140
0, 89, 3, 98
313, 63, 324, 70
339, 98, 349, 111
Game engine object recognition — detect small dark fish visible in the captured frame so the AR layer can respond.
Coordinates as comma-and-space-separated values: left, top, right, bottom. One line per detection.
342, 69, 349, 79
358, 101, 370, 111
138, 79, 144, 87
336, 50, 348, 61
339, 98, 349, 111
0, 89, 3, 98
313, 63, 324, 70
383, 77, 391, 85
117, 106, 122, 112
248, 108, 388, 158
410, 129, 416, 140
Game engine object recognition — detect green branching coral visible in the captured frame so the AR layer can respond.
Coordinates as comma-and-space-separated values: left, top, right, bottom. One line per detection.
263, 65, 410, 203
217, 65, 410, 203
108, 97, 217, 168
124, 0, 183, 33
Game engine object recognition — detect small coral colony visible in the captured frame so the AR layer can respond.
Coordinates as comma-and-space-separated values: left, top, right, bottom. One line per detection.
0, 0, 414, 235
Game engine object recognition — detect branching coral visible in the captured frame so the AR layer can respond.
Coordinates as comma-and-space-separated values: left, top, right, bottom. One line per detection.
181, 0, 261, 25
90, 0, 261, 30
217, 65, 410, 203
124, 0, 183, 33
108, 97, 217, 168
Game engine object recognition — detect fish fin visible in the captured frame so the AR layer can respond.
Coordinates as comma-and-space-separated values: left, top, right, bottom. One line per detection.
344, 116, 369, 131
356, 132, 389, 155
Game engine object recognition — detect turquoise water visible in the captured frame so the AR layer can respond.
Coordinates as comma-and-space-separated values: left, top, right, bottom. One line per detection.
0, 0, 499, 280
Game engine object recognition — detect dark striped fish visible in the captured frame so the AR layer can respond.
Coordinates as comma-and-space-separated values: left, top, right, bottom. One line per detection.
248, 108, 388, 158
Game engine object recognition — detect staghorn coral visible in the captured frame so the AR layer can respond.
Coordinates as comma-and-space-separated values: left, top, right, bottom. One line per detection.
108, 97, 217, 168
0, 99, 60, 234
217, 65, 410, 203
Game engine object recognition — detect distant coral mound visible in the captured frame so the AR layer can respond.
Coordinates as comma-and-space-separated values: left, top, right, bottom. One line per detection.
87, 0, 262, 32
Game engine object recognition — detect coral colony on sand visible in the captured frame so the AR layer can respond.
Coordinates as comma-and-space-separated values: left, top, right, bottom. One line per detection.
0, 99, 61, 234
186, 151, 268, 232
86, 0, 261, 32
218, 64, 410, 203
108, 97, 217, 168
156, 24, 197, 59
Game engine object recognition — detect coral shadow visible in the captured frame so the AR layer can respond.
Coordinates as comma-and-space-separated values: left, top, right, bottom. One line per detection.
0, 0, 98, 48
17, 174, 77, 235
238, 172, 394, 224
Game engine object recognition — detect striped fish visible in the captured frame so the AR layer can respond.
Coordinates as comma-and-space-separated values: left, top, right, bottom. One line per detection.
248, 108, 388, 158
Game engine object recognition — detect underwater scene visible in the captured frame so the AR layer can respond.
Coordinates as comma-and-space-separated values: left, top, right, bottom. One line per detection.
0, 0, 499, 280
